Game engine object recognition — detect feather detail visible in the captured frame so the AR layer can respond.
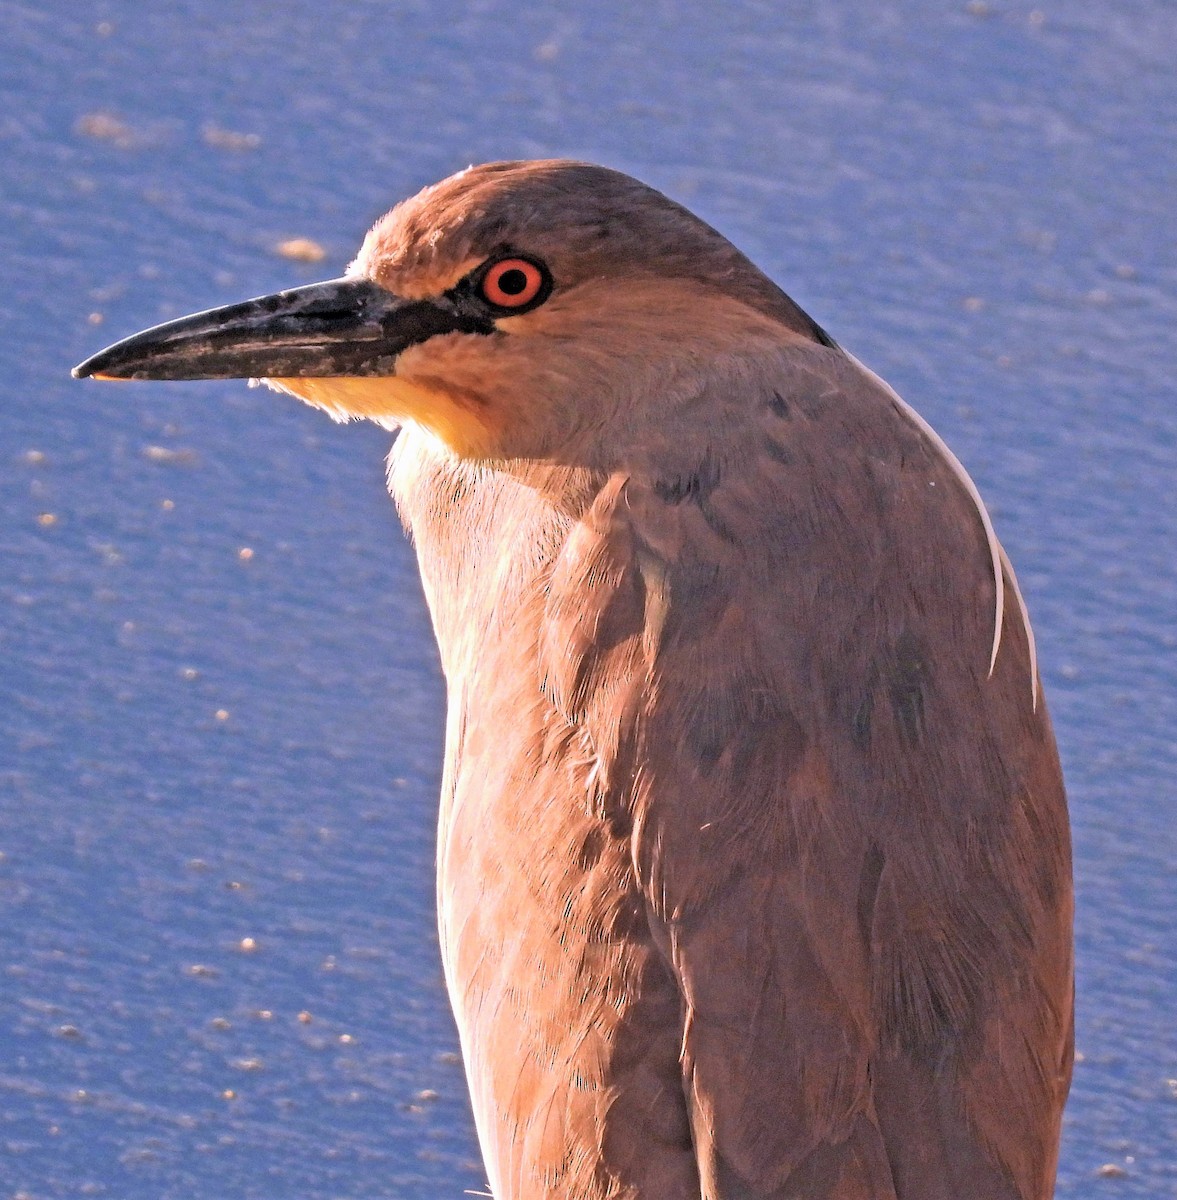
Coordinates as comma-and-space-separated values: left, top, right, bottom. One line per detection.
844, 352, 1038, 710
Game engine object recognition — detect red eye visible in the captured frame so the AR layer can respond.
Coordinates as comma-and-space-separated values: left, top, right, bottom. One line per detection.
480, 258, 547, 310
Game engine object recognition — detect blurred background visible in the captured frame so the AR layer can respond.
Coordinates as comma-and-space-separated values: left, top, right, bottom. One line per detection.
1, 2, 1173, 1197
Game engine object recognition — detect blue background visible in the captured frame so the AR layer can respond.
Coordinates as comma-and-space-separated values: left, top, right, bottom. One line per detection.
1, 2, 1173, 1196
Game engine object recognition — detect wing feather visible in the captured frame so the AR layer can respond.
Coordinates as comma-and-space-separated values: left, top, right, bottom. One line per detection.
545, 348, 1071, 1198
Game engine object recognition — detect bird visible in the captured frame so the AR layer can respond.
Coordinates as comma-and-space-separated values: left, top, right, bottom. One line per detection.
75, 160, 1073, 1200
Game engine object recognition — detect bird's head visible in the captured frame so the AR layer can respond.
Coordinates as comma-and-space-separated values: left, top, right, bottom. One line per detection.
75, 160, 831, 462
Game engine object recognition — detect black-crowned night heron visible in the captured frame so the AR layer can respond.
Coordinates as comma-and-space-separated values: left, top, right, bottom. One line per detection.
75, 160, 1073, 1200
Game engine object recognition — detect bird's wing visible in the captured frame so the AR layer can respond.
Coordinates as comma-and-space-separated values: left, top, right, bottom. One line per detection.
543, 348, 1072, 1199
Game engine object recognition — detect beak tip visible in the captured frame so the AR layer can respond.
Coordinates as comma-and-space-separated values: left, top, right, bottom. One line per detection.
72, 351, 111, 380
73, 352, 132, 381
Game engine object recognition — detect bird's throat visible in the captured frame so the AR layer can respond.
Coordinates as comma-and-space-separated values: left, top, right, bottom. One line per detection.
265, 374, 497, 455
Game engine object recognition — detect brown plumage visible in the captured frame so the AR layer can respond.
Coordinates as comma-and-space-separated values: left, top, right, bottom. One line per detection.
74, 160, 1073, 1199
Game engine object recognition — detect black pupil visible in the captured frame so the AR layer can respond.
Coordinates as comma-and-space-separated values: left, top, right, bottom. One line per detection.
496, 268, 529, 297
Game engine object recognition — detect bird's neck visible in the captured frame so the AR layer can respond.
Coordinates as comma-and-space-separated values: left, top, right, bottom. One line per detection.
385, 344, 824, 680
386, 429, 600, 685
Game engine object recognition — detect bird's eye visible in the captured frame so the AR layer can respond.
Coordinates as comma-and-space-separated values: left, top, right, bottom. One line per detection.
479, 257, 549, 311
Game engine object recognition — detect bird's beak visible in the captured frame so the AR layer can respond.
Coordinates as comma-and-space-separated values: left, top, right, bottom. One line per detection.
72, 277, 494, 382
